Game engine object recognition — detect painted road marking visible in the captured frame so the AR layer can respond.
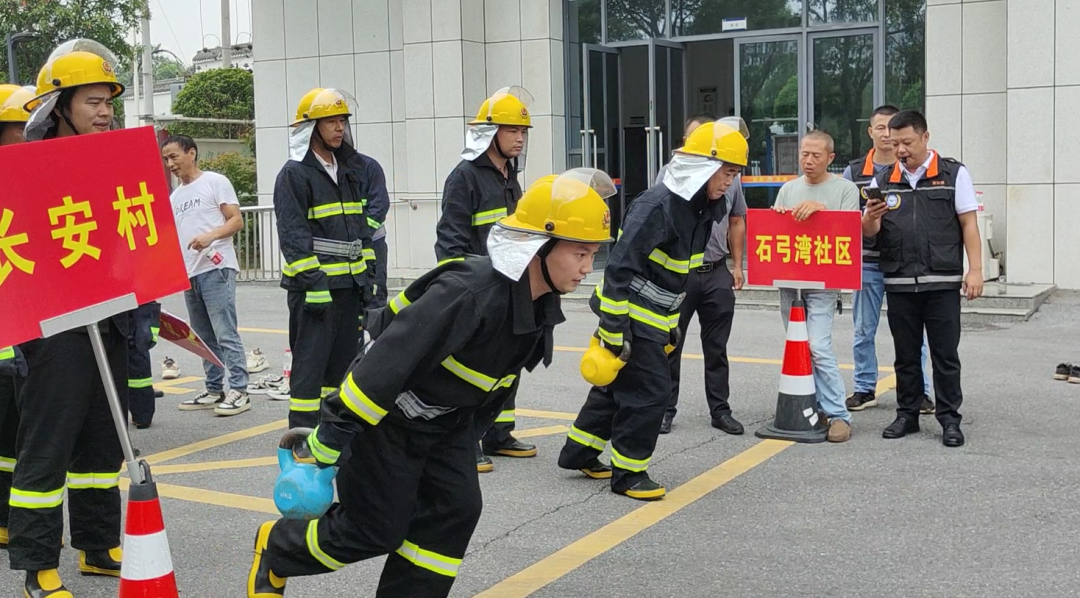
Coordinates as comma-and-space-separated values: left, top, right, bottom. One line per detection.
153, 375, 204, 395
143, 419, 289, 465
472, 440, 794, 597
119, 478, 278, 514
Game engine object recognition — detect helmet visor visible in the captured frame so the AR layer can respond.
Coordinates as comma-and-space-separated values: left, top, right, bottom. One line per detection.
486, 85, 534, 121
46, 38, 120, 67
718, 116, 750, 140
551, 167, 617, 204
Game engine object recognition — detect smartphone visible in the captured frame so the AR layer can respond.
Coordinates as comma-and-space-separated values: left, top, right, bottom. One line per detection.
862, 186, 884, 202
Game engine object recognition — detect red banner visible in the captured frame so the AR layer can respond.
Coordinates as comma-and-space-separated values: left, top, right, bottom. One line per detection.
746, 208, 863, 291
0, 127, 189, 348
158, 311, 224, 368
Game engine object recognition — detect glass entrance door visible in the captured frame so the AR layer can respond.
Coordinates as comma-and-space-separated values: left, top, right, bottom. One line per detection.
734, 35, 803, 180
646, 39, 685, 189
581, 44, 621, 176
809, 29, 880, 169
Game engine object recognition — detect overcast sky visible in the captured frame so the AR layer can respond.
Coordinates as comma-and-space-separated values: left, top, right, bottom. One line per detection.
142, 0, 254, 64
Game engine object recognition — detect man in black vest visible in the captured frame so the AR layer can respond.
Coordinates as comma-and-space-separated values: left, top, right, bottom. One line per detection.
862, 110, 983, 447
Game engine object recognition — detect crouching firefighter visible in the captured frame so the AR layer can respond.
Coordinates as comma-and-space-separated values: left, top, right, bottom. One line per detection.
558, 120, 750, 501
274, 88, 376, 429
11, 39, 131, 597
247, 168, 616, 598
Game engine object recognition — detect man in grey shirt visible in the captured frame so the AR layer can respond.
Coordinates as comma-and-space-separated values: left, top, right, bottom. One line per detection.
657, 114, 748, 435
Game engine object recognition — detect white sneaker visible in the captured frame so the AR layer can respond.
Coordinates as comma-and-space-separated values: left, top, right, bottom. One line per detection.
178, 390, 223, 411
247, 374, 286, 395
214, 389, 251, 416
266, 385, 291, 401
161, 357, 181, 380
247, 348, 269, 373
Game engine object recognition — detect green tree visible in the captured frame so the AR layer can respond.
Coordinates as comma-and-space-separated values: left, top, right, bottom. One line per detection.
199, 151, 256, 206
0, 0, 142, 86
115, 53, 191, 88
166, 68, 254, 140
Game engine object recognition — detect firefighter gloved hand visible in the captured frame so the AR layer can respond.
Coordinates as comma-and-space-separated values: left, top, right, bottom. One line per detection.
0, 346, 27, 378
304, 290, 332, 315
580, 333, 631, 387
664, 328, 682, 355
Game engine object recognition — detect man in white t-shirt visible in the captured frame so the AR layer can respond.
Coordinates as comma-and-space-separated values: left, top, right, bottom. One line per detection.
161, 135, 251, 416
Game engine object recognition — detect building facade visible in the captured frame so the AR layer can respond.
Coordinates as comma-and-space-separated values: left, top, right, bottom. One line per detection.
252, 0, 1079, 287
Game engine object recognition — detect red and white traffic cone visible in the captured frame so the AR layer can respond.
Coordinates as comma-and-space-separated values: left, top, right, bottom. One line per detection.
755, 297, 828, 443
119, 477, 179, 598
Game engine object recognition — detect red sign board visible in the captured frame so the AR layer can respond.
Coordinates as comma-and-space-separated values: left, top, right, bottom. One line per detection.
0, 127, 189, 348
159, 311, 224, 368
746, 208, 863, 291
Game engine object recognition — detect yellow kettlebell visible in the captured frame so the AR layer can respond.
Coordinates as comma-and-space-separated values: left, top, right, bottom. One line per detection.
580, 331, 631, 386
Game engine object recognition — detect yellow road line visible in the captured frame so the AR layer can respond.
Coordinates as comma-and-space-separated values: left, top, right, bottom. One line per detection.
119, 478, 278, 515
143, 419, 288, 465
150, 456, 278, 475
472, 439, 793, 597
875, 373, 897, 396
153, 375, 204, 395
516, 409, 578, 422
513, 425, 569, 439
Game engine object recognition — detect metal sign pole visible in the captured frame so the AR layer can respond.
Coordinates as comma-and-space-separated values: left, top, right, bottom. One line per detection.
86, 322, 146, 485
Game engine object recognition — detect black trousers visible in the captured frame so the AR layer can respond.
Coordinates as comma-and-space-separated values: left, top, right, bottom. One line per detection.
667, 265, 736, 419
128, 304, 158, 425
886, 290, 963, 425
265, 413, 482, 598
476, 379, 518, 449
373, 236, 389, 308
287, 287, 362, 429
0, 375, 18, 528
9, 330, 127, 570
559, 338, 670, 490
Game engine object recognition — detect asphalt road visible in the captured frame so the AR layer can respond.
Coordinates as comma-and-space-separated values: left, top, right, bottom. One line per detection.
2, 284, 1079, 597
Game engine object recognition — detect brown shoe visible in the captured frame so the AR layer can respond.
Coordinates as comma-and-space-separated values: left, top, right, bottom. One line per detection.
827, 420, 851, 443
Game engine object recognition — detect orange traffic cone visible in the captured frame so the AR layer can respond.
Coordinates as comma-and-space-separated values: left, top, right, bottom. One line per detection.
755, 297, 828, 443
119, 476, 179, 597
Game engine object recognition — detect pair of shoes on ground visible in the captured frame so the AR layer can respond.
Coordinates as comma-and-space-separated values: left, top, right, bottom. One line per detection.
247, 373, 289, 400
658, 412, 745, 436
475, 438, 537, 473
561, 457, 665, 502
847, 391, 936, 415
882, 415, 965, 447
1054, 363, 1080, 383
178, 389, 252, 416
24, 547, 122, 598
161, 347, 270, 381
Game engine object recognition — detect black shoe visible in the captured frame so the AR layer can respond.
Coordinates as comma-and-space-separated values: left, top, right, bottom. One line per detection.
579, 458, 612, 479
248, 521, 287, 597
659, 413, 673, 434
78, 547, 122, 577
484, 438, 538, 458
882, 415, 920, 439
24, 570, 71, 598
919, 396, 936, 415
846, 391, 878, 411
613, 477, 666, 501
1069, 366, 1080, 384
475, 444, 493, 473
1055, 363, 1072, 381
154, 389, 165, 398
942, 424, 965, 447
711, 413, 744, 435
133, 420, 152, 429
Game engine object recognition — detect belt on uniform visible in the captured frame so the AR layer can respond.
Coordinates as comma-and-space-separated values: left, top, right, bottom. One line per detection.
312, 237, 365, 260
695, 260, 724, 273
630, 275, 686, 310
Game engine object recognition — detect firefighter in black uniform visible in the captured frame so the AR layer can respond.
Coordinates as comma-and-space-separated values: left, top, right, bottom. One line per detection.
274, 88, 375, 429
435, 86, 536, 472
862, 109, 984, 448
10, 40, 131, 597
347, 154, 390, 308
0, 83, 33, 550
128, 302, 161, 428
558, 120, 750, 500
247, 169, 616, 598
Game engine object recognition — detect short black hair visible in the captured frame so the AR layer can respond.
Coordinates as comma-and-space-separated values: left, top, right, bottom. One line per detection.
888, 109, 928, 134
871, 104, 900, 119
683, 112, 716, 137
161, 134, 199, 161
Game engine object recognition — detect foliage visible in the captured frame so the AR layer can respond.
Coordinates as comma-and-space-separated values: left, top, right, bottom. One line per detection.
167, 68, 254, 139
116, 54, 190, 87
0, 0, 142, 86
199, 151, 256, 206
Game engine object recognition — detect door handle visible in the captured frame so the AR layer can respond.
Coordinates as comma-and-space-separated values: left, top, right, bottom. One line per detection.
589, 129, 598, 169
657, 129, 665, 171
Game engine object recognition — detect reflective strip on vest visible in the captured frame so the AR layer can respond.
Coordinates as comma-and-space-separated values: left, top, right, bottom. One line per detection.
594, 281, 628, 315
920, 274, 963, 283
389, 291, 412, 314
396, 540, 462, 578
597, 327, 623, 346
0, 456, 15, 472
10, 486, 64, 509
440, 355, 516, 393
306, 520, 346, 571
362, 248, 376, 261
438, 257, 466, 266
495, 410, 515, 424
320, 262, 351, 276
610, 447, 650, 472
567, 426, 607, 452
689, 253, 705, 269
128, 377, 154, 389
66, 471, 121, 490
308, 427, 341, 465
628, 302, 679, 332
150, 326, 160, 343
290, 397, 321, 412
342, 202, 364, 215
471, 208, 507, 227
340, 372, 388, 425
321, 387, 337, 397
308, 202, 345, 220
283, 256, 321, 277
349, 260, 367, 275
0, 346, 13, 360
367, 217, 381, 230
306, 290, 332, 304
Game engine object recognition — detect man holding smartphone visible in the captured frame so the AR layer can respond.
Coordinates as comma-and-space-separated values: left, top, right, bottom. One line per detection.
862, 110, 983, 448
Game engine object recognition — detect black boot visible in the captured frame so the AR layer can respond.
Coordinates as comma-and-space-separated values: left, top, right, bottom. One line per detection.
659, 413, 673, 434
882, 415, 920, 439
248, 521, 287, 597
613, 476, 666, 501
78, 546, 123, 577
25, 569, 72, 598
484, 437, 537, 458
476, 443, 493, 473
579, 458, 612, 479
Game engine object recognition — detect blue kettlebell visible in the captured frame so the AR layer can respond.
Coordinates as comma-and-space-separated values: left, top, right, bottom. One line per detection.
273, 427, 337, 520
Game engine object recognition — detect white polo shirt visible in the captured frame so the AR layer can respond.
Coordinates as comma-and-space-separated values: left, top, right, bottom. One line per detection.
867, 151, 979, 215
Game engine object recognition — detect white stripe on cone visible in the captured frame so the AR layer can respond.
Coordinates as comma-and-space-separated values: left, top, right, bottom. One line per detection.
778, 374, 815, 396
120, 530, 175, 581
785, 319, 809, 342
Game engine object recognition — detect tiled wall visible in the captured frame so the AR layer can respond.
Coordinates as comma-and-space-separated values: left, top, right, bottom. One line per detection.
926, 0, 1080, 287
253, 0, 564, 270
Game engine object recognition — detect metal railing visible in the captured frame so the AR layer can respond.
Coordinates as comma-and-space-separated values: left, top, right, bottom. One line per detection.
236, 205, 282, 282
